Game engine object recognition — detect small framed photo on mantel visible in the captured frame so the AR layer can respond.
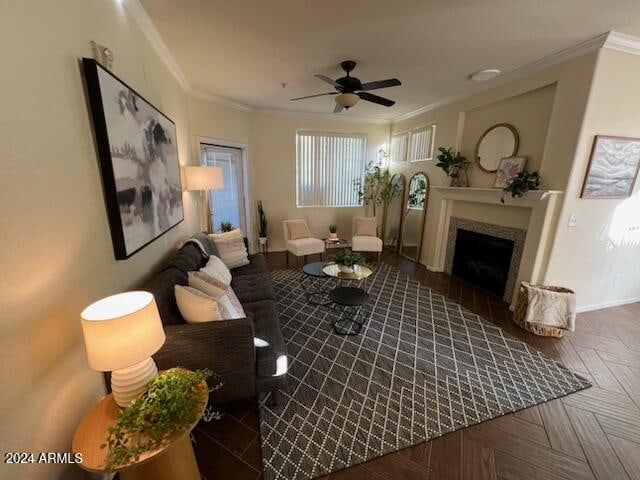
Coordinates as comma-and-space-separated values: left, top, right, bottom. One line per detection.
494, 156, 527, 189
581, 135, 640, 199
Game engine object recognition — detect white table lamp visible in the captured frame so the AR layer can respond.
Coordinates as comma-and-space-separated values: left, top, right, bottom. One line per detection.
184, 166, 224, 233
81, 291, 165, 407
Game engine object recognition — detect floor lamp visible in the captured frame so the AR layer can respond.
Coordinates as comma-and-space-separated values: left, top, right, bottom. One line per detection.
184, 166, 224, 233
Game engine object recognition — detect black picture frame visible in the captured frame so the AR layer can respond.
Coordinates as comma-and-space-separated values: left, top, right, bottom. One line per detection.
82, 58, 184, 260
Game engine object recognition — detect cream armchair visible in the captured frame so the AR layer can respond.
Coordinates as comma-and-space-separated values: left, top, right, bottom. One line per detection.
352, 216, 383, 263
282, 219, 325, 269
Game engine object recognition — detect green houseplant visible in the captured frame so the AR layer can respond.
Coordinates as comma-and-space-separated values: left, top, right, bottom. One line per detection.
102, 368, 221, 474
257, 200, 268, 245
220, 221, 234, 233
328, 224, 338, 240
501, 170, 540, 203
334, 249, 365, 273
435, 147, 470, 187
354, 162, 402, 217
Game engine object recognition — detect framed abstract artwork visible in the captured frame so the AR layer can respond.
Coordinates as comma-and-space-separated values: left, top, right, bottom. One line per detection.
581, 135, 640, 199
494, 156, 527, 189
83, 58, 184, 259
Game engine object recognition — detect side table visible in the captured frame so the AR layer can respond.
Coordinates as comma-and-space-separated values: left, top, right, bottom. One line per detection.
323, 238, 352, 261
72, 380, 207, 480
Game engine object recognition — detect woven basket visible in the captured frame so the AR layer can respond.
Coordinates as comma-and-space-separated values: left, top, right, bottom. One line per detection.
513, 282, 574, 338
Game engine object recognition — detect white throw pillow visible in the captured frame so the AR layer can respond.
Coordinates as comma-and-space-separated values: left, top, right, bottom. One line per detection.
200, 255, 232, 285
188, 271, 228, 298
209, 229, 250, 269
175, 285, 223, 323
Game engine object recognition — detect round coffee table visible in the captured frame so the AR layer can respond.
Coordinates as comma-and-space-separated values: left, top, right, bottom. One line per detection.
329, 286, 370, 335
321, 263, 374, 335
302, 261, 334, 305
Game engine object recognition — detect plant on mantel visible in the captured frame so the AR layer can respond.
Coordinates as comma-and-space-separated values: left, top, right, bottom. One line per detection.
435, 147, 470, 187
501, 170, 541, 203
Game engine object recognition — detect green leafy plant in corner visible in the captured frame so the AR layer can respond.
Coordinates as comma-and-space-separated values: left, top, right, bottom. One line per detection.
334, 249, 365, 268
257, 200, 267, 238
501, 170, 540, 203
353, 161, 402, 217
328, 224, 338, 234
435, 147, 470, 187
220, 221, 234, 232
101, 368, 222, 474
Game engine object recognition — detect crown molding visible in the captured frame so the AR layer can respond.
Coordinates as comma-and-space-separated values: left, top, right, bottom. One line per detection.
391, 31, 640, 124
188, 88, 254, 112
122, 0, 190, 90
603, 31, 640, 55
254, 108, 391, 125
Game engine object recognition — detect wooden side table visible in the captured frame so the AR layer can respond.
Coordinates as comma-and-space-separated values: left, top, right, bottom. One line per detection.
72, 381, 207, 480
323, 238, 351, 261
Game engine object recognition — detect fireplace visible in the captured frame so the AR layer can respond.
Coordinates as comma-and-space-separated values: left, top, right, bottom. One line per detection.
452, 229, 515, 297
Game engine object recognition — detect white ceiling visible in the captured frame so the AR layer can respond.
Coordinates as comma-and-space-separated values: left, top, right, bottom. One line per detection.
138, 0, 640, 121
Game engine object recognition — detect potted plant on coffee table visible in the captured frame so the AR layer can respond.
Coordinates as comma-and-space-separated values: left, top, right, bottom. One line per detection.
334, 249, 365, 274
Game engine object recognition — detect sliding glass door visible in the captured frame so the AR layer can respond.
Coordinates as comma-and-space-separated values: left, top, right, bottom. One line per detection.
201, 144, 246, 234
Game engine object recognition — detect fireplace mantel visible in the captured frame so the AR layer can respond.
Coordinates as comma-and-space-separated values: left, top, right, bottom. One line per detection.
430, 186, 564, 307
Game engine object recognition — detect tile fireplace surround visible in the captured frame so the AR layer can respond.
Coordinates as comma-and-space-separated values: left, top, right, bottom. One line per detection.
444, 217, 526, 302
430, 187, 564, 307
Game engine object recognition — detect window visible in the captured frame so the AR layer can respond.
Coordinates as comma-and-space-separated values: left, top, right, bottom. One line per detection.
408, 125, 436, 162
390, 133, 408, 164
296, 131, 367, 207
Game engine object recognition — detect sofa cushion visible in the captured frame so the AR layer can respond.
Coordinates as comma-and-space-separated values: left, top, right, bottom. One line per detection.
166, 243, 205, 273
244, 300, 287, 378
231, 272, 275, 303
209, 229, 250, 269
144, 267, 188, 326
231, 254, 267, 276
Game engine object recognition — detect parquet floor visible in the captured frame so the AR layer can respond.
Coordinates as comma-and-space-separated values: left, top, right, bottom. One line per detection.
192, 251, 640, 480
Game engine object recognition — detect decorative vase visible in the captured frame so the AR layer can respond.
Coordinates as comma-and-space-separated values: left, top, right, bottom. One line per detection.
450, 165, 469, 187
258, 236, 267, 245
329, 232, 338, 240
339, 264, 354, 274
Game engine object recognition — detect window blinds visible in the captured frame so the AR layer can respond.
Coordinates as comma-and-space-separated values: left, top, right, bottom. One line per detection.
408, 125, 436, 162
296, 131, 367, 207
390, 133, 408, 164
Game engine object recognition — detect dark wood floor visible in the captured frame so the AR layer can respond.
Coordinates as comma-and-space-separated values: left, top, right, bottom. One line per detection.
192, 251, 640, 480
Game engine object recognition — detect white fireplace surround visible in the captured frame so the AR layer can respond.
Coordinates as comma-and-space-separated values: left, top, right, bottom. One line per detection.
429, 187, 564, 307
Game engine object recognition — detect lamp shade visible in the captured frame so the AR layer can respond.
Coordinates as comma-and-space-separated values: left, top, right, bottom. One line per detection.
80, 291, 165, 371
184, 166, 224, 191
335, 93, 360, 109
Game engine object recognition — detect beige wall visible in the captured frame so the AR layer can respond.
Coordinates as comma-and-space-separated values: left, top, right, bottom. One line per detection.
249, 113, 389, 251
0, 1, 201, 479
389, 52, 598, 272
544, 48, 640, 310
460, 84, 556, 188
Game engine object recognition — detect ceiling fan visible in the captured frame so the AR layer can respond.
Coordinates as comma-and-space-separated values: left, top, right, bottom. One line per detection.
290, 60, 401, 113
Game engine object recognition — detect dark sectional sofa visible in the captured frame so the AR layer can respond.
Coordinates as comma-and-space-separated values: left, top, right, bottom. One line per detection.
144, 234, 287, 403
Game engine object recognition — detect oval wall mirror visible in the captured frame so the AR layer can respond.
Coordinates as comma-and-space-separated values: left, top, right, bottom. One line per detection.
475, 123, 519, 173
383, 173, 406, 251
400, 172, 429, 262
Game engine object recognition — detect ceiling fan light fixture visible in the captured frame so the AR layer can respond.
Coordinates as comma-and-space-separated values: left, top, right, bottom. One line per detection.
469, 68, 501, 82
335, 93, 359, 109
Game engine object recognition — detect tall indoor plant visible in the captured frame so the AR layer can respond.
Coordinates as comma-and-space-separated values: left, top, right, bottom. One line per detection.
257, 200, 268, 246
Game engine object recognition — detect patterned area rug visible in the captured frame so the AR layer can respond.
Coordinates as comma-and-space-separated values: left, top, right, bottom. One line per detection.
259, 265, 590, 480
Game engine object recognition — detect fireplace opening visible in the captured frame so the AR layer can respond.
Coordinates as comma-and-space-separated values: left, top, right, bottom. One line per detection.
452, 229, 514, 297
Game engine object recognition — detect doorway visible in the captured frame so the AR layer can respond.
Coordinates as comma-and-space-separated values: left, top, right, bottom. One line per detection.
200, 143, 246, 234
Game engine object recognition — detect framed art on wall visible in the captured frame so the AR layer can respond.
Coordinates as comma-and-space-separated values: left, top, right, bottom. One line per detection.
82, 58, 184, 259
494, 156, 527, 189
581, 135, 640, 199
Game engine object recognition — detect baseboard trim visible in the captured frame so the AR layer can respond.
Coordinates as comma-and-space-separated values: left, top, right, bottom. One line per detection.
576, 296, 640, 313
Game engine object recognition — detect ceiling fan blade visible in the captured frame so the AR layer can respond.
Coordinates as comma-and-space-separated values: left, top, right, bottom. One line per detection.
359, 78, 401, 91
290, 92, 336, 101
358, 91, 395, 107
315, 74, 341, 89
333, 103, 344, 113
